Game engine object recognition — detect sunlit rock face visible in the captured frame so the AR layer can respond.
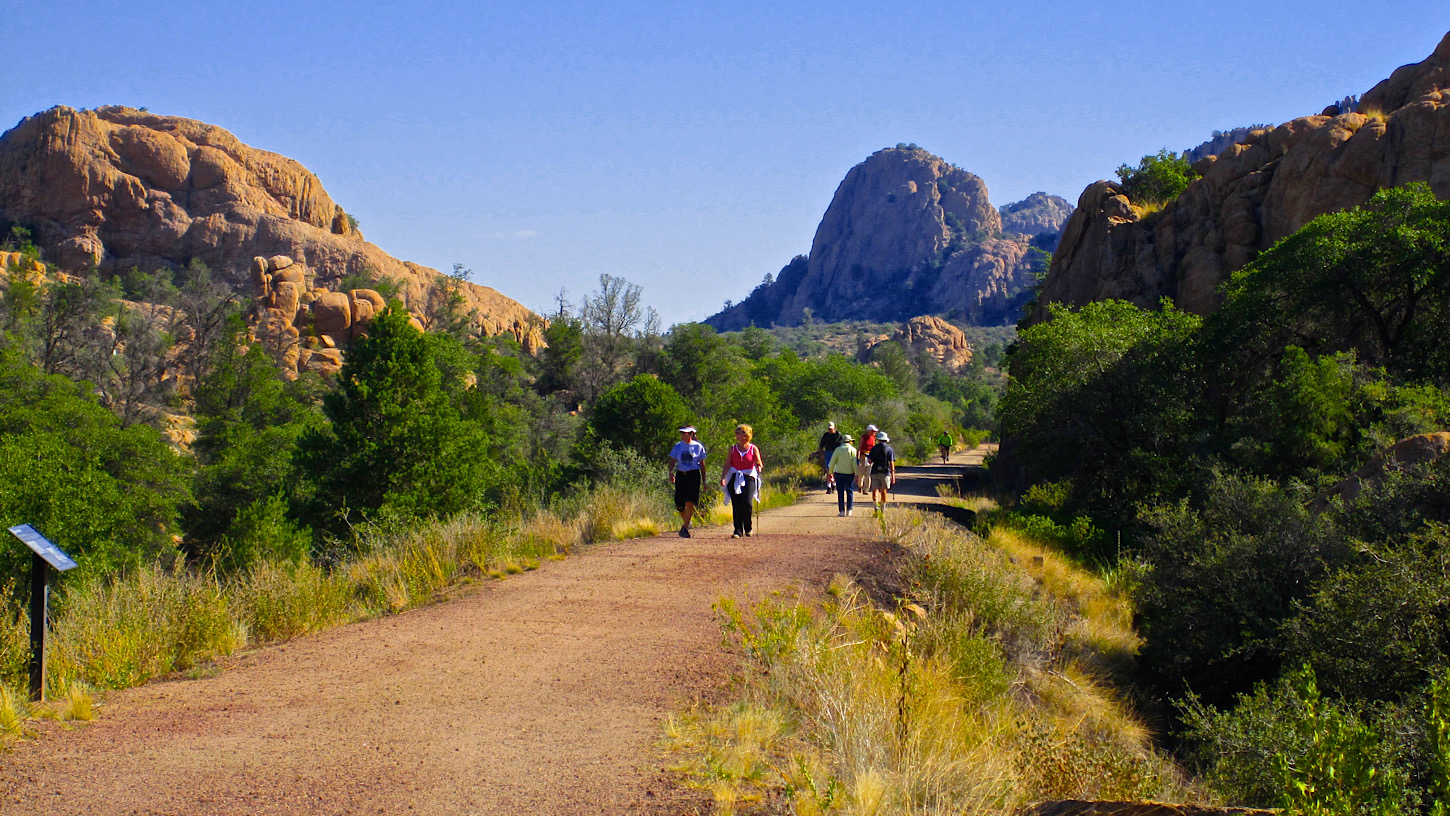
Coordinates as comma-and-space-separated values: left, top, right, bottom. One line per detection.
1032, 31, 1450, 325
0, 105, 542, 350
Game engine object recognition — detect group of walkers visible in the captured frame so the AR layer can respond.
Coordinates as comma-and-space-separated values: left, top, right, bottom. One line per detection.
667, 424, 761, 539
666, 419, 948, 538
816, 421, 897, 517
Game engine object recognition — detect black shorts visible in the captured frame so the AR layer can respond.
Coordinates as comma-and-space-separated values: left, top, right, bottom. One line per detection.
674, 469, 702, 510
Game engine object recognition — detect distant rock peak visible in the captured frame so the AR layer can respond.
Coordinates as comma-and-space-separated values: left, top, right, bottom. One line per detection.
707, 147, 1071, 329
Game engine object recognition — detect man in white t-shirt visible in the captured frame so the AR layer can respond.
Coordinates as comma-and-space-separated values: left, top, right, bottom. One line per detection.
667, 426, 706, 538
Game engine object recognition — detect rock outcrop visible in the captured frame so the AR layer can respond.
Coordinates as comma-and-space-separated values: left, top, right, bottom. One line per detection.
0, 106, 542, 351
867, 315, 974, 371
707, 147, 1070, 329
1321, 432, 1450, 506
1033, 32, 1450, 323
1000, 192, 1074, 239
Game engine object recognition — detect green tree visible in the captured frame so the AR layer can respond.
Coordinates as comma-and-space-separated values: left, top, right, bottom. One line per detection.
0, 347, 190, 586
1209, 183, 1450, 387
536, 315, 584, 395
185, 317, 323, 568
297, 306, 496, 533
660, 322, 741, 403
999, 299, 1204, 517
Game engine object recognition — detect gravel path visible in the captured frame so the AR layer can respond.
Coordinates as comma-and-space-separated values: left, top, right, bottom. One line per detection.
1, 452, 982, 815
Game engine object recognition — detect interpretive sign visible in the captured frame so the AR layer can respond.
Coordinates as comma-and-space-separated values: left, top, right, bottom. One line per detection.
8, 524, 78, 572
7, 524, 77, 700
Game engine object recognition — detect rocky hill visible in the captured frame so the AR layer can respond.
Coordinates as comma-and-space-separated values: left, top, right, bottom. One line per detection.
1033, 32, 1450, 322
0, 106, 541, 348
706, 147, 1071, 330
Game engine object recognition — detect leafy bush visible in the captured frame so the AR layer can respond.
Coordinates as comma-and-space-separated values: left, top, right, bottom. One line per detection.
1134, 474, 1348, 708
587, 374, 692, 460
1181, 666, 1410, 811
1114, 148, 1199, 207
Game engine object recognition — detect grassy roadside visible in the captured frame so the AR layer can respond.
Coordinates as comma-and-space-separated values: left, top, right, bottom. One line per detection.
663, 507, 1196, 815
0, 483, 677, 743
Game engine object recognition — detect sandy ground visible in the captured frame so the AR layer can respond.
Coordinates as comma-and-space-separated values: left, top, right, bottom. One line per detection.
1, 450, 985, 815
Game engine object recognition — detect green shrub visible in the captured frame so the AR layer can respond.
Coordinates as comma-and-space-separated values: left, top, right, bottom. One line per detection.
1134, 474, 1348, 708
1114, 149, 1199, 207
587, 374, 692, 460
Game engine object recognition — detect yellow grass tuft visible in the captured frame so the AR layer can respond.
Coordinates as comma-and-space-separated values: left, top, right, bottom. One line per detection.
0, 683, 27, 739
59, 682, 95, 722
610, 518, 660, 540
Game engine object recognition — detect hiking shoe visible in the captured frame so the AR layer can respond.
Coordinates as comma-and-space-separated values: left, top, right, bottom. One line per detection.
679, 527, 691, 538
837, 511, 845, 517
847, 509, 853, 516
730, 533, 741, 539
745, 531, 753, 537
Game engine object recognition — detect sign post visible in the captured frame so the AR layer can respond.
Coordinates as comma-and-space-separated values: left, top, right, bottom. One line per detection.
7, 524, 78, 701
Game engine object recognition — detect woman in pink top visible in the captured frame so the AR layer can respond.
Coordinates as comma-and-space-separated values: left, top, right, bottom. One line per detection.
720, 424, 762, 538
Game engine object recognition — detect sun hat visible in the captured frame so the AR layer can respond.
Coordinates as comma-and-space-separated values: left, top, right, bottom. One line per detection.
867, 424, 878, 432
678, 426, 697, 433
840, 433, 854, 442
877, 432, 890, 442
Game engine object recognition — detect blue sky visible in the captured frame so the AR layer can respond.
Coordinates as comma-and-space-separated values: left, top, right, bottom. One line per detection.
4, 2, 1445, 324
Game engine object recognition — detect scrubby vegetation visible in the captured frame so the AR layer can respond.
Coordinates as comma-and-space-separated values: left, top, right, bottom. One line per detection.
665, 510, 1191, 813
998, 183, 1450, 812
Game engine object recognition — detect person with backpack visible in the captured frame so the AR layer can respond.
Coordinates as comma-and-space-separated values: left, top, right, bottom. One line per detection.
720, 424, 762, 538
867, 431, 896, 515
667, 425, 706, 538
827, 433, 859, 516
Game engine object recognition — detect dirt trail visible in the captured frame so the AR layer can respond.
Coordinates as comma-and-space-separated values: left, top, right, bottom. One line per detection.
1, 451, 984, 815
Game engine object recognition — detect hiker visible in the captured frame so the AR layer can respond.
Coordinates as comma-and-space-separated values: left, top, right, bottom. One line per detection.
668, 425, 706, 538
720, 424, 762, 538
860, 424, 878, 459
937, 429, 954, 464
817, 421, 843, 493
828, 433, 859, 516
868, 431, 896, 515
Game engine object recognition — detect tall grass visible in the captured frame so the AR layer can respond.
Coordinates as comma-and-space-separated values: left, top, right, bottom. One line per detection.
666, 511, 1191, 813
0, 482, 675, 716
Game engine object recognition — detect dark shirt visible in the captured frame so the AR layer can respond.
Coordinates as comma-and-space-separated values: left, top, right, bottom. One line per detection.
818, 430, 843, 452
868, 443, 895, 473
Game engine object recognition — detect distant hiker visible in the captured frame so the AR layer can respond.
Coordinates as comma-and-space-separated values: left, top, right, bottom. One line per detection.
868, 431, 896, 515
668, 426, 706, 538
828, 433, 859, 516
817, 421, 843, 493
937, 430, 953, 464
720, 424, 762, 538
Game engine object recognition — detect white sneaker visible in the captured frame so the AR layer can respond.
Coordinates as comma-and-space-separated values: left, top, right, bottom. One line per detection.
846, 509, 853, 516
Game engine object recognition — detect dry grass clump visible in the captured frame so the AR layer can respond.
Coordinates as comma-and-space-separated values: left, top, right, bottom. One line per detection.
47, 564, 243, 692
0, 682, 27, 740
667, 511, 1191, 813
